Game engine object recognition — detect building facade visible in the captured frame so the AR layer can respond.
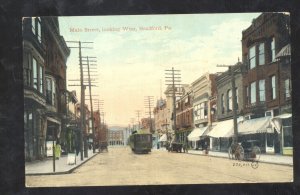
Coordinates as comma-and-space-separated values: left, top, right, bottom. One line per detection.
241, 13, 291, 155
108, 130, 124, 146
175, 85, 193, 143
216, 63, 244, 121
188, 73, 216, 149
23, 17, 70, 161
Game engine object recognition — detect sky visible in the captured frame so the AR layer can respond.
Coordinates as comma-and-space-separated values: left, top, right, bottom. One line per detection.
58, 13, 261, 127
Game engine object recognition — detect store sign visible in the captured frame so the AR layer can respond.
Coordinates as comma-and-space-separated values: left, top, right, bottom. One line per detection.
46, 141, 55, 157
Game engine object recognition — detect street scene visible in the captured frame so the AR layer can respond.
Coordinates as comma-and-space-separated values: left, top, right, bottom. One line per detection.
24, 12, 293, 186
26, 147, 292, 187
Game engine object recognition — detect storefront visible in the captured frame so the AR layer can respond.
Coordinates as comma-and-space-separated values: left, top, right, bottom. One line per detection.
207, 119, 234, 152
187, 126, 209, 150
272, 114, 292, 155
46, 117, 61, 157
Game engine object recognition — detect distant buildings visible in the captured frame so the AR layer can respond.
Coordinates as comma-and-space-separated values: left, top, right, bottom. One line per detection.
108, 130, 124, 146
153, 12, 292, 156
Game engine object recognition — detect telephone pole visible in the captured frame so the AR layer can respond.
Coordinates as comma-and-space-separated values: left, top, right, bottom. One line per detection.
165, 67, 181, 141
217, 63, 244, 144
83, 56, 97, 153
135, 110, 142, 130
144, 96, 154, 133
66, 41, 93, 160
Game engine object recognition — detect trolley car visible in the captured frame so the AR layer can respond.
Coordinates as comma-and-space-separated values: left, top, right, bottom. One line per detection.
129, 130, 152, 154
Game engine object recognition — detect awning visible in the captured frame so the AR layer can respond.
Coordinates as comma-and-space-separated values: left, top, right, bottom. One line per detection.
238, 117, 273, 134
207, 119, 234, 138
271, 113, 292, 133
275, 44, 291, 59
159, 134, 167, 142
47, 117, 61, 125
187, 126, 209, 141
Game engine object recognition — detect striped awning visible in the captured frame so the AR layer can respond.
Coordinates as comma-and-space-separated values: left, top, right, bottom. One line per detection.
276, 44, 291, 58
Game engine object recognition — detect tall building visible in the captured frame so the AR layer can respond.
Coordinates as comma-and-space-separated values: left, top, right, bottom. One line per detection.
241, 13, 291, 155
23, 17, 70, 161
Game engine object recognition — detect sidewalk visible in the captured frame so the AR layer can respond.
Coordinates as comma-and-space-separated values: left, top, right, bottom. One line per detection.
187, 149, 293, 166
25, 149, 98, 175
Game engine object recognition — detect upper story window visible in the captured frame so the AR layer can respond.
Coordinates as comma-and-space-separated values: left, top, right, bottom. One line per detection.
271, 37, 276, 62
258, 43, 265, 65
31, 17, 42, 43
249, 46, 256, 69
271, 75, 276, 100
32, 57, 38, 89
259, 79, 266, 102
26, 55, 44, 94
250, 81, 256, 104
285, 78, 291, 99
227, 89, 232, 111
235, 87, 239, 109
245, 86, 249, 105
39, 65, 43, 94
221, 94, 225, 114
46, 77, 57, 107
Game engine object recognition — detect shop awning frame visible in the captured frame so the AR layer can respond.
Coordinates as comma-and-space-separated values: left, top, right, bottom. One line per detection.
207, 119, 234, 138
187, 126, 209, 141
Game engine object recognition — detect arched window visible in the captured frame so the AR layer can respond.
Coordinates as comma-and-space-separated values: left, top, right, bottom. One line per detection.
227, 89, 232, 111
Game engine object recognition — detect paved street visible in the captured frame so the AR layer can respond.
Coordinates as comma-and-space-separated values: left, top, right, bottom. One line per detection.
26, 146, 293, 187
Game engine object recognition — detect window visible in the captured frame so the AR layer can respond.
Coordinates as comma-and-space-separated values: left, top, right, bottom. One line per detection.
285, 79, 291, 99
259, 80, 265, 102
46, 77, 56, 106
271, 37, 275, 62
250, 82, 256, 104
249, 46, 256, 69
23, 53, 32, 87
31, 18, 36, 35
245, 86, 249, 105
258, 43, 265, 65
221, 94, 225, 114
39, 65, 43, 94
227, 89, 232, 111
271, 75, 276, 100
33, 57, 38, 89
236, 87, 239, 109
31, 17, 42, 43
282, 118, 292, 147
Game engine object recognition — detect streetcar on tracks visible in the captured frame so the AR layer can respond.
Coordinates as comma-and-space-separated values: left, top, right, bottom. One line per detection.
129, 130, 152, 154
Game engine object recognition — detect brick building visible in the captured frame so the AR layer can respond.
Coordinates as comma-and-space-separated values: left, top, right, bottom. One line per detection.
241, 13, 291, 155
23, 17, 70, 161
175, 85, 193, 143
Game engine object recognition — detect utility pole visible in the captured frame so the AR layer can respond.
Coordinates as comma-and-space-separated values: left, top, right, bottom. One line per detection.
165, 67, 181, 141
130, 118, 135, 132
135, 110, 141, 130
217, 63, 244, 144
144, 96, 154, 133
66, 41, 93, 160
84, 56, 97, 153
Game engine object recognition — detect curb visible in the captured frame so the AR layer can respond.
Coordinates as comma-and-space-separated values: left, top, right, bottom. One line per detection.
186, 151, 293, 167
25, 152, 99, 176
